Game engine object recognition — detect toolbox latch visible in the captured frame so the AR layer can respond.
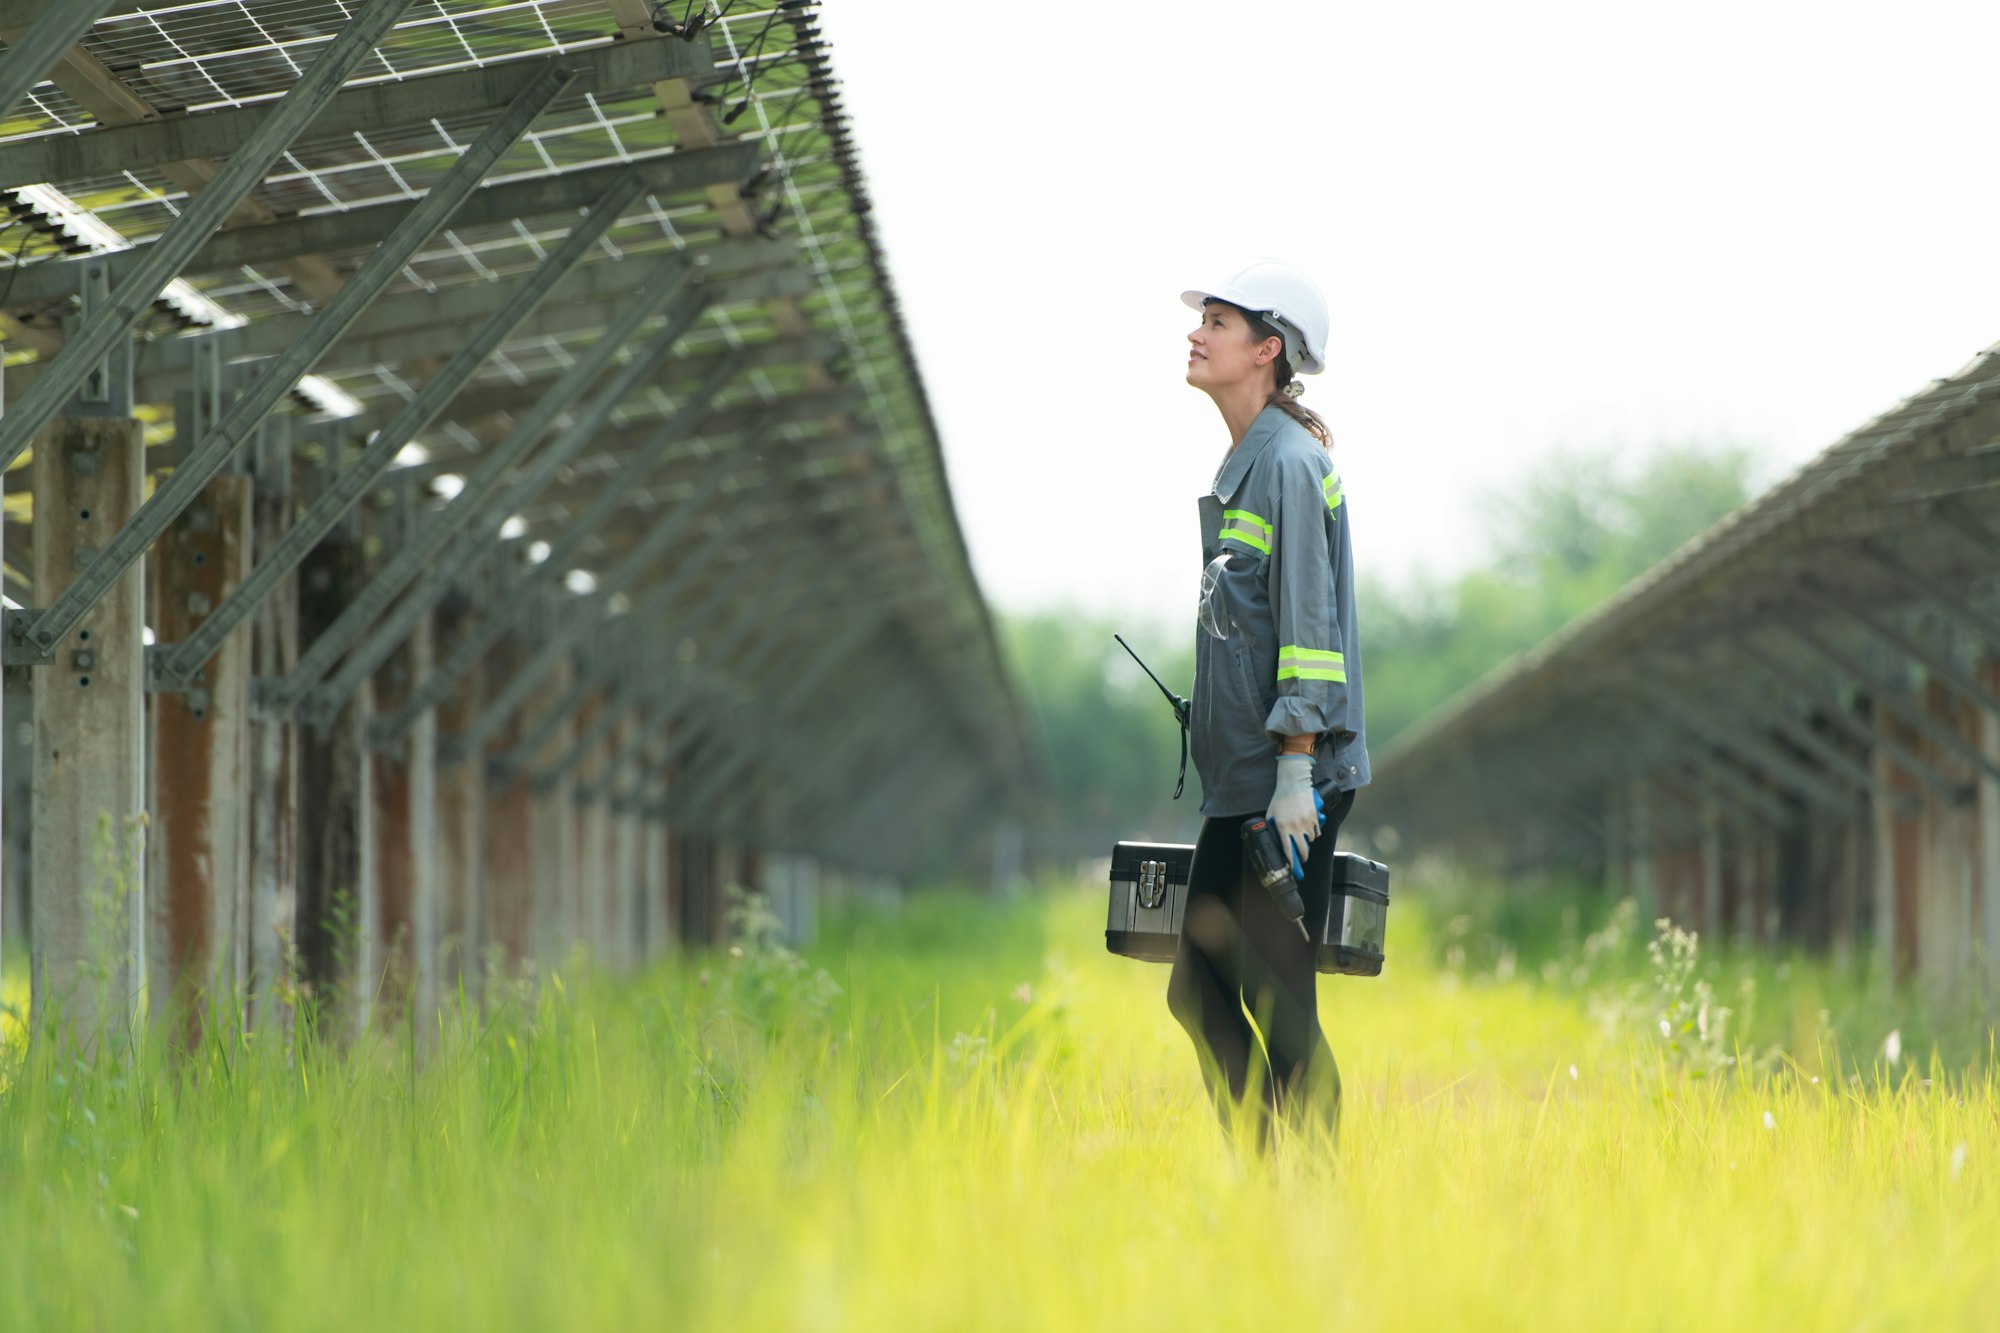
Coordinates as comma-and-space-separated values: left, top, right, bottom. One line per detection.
1137, 860, 1166, 909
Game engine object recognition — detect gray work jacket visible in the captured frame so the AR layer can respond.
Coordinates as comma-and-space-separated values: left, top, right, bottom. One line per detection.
1190, 405, 1370, 816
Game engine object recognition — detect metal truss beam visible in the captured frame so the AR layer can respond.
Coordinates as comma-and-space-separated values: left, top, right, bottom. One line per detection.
309, 301, 722, 733
151, 166, 640, 690
0, 144, 760, 309
0, 0, 114, 124
589, 567, 830, 800
1798, 578, 2000, 718
0, 36, 718, 188
435, 407, 749, 763
666, 611, 888, 829
1729, 636, 1968, 799
1650, 674, 1894, 808
0, 0, 420, 461
1858, 540, 2000, 653
275, 264, 712, 721
548, 573, 778, 796
6, 65, 575, 669
631, 588, 889, 820
1777, 617, 2000, 785
1643, 713, 1828, 821
4, 241, 800, 404
401, 385, 859, 477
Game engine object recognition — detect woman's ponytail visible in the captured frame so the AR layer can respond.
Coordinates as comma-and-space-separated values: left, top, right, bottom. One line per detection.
1245, 309, 1333, 449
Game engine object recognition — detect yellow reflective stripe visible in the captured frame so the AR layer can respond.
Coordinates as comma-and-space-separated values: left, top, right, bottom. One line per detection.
1222, 509, 1272, 539
1278, 645, 1346, 683
1219, 526, 1270, 554
1322, 472, 1343, 514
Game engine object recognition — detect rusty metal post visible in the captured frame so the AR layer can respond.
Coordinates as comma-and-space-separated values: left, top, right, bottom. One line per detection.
640, 728, 674, 960
526, 653, 578, 965
481, 632, 535, 971
28, 417, 147, 1049
432, 595, 487, 999
147, 474, 254, 1048
295, 519, 376, 1037
572, 686, 613, 962
370, 601, 436, 1026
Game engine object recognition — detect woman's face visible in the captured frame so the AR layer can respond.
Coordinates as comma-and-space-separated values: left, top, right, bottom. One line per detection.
1185, 302, 1278, 394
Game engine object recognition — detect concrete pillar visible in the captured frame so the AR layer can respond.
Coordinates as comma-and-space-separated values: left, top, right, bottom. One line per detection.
572, 688, 611, 963
246, 459, 300, 1035
147, 474, 254, 1047
371, 611, 436, 1025
1698, 791, 1724, 946
296, 533, 375, 1035
433, 599, 485, 1000
1981, 660, 2000, 1006
1628, 777, 1657, 922
29, 417, 148, 1048
643, 818, 671, 959
1871, 712, 1921, 986
524, 656, 576, 966
481, 634, 533, 972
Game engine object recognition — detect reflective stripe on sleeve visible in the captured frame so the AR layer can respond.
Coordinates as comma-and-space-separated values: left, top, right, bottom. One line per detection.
1277, 645, 1346, 683
1219, 508, 1272, 554
1322, 471, 1343, 515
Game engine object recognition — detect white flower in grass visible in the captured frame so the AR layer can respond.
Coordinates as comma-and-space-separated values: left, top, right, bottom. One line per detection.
1883, 1029, 1903, 1066
1762, 1110, 1777, 1131
1950, 1143, 1968, 1179
1568, 1064, 1578, 1081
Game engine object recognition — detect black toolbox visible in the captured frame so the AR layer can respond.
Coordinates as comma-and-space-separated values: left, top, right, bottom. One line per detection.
1106, 840, 1390, 976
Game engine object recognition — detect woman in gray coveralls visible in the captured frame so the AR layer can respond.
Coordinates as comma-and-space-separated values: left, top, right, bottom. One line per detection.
1167, 259, 1370, 1137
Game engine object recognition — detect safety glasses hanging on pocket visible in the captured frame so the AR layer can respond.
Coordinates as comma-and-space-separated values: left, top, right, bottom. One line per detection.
1197, 552, 1235, 641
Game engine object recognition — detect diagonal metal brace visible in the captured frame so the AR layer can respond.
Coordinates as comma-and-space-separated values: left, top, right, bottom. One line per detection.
143, 75, 611, 693
0, 0, 422, 468
269, 256, 710, 720
29, 62, 580, 672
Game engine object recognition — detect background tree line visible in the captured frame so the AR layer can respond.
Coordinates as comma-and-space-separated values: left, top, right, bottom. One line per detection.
1004, 440, 1762, 867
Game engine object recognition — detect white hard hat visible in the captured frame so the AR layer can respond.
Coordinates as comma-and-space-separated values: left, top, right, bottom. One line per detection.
1181, 259, 1329, 376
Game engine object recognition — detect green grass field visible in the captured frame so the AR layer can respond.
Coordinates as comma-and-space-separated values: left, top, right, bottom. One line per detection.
2, 877, 1995, 1330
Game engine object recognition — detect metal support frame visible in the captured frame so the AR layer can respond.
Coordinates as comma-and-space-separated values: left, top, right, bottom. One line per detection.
664, 610, 889, 830
2, 64, 575, 671
1858, 539, 2000, 652
268, 258, 710, 720
138, 70, 595, 691
1729, 636, 1969, 799
1797, 578, 2000, 718
375, 427, 754, 745
63, 258, 133, 417
1640, 676, 1872, 808
665, 626, 892, 831
442, 543, 720, 766
1934, 499, 2000, 565
1778, 617, 2000, 785
0, 35, 717, 187
0, 1, 116, 124
544, 549, 795, 795
1648, 673, 1895, 807
0, 145, 761, 309
0, 0, 420, 466
591, 565, 829, 805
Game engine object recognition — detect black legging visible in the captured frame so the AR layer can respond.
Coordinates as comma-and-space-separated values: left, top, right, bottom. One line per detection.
1166, 788, 1355, 1134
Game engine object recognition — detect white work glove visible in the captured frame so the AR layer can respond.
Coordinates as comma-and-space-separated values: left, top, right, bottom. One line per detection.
1267, 753, 1321, 874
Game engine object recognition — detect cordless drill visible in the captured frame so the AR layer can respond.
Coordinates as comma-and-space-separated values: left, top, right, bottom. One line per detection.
1240, 788, 1325, 941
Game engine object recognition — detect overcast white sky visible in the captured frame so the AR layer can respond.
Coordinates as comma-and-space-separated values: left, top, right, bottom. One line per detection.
815, 0, 2000, 627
